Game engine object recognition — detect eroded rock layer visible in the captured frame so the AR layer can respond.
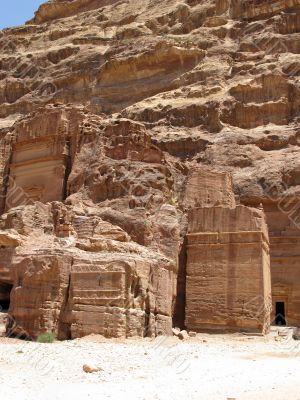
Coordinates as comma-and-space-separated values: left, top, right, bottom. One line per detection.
0, 0, 300, 337
0, 107, 182, 338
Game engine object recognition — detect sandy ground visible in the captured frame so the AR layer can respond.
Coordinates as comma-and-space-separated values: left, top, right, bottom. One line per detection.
0, 331, 300, 400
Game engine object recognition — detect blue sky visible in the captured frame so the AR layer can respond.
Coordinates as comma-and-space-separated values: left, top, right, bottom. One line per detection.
0, 0, 46, 29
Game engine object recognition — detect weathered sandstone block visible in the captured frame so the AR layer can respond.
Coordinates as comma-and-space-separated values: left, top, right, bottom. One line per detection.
0, 184, 177, 339
183, 167, 236, 209
186, 206, 271, 333
9, 253, 72, 338
67, 256, 175, 338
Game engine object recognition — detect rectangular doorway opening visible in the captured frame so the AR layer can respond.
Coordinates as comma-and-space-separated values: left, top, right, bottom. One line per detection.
275, 301, 287, 326
0, 283, 13, 312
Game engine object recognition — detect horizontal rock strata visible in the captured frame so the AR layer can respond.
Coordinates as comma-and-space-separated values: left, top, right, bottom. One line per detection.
0, 0, 299, 337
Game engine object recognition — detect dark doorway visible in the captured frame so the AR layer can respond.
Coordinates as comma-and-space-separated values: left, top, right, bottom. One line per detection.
0, 299, 10, 311
275, 302, 287, 326
0, 283, 13, 312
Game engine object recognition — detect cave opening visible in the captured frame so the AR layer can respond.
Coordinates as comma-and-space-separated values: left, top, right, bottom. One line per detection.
0, 283, 13, 312
275, 301, 287, 326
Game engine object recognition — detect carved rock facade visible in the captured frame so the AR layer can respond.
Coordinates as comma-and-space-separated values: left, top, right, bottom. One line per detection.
0, 0, 300, 337
187, 205, 271, 333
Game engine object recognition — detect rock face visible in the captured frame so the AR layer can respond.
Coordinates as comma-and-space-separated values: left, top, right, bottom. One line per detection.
187, 205, 271, 333
0, 0, 300, 337
0, 108, 179, 339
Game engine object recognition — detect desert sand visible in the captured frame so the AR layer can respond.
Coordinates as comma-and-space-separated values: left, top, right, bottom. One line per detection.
0, 331, 299, 400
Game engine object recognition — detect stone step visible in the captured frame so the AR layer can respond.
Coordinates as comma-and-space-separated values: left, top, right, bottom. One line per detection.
73, 217, 93, 225
75, 227, 93, 232
275, 327, 296, 340
73, 219, 95, 238
73, 224, 94, 232
76, 232, 94, 239
278, 327, 294, 336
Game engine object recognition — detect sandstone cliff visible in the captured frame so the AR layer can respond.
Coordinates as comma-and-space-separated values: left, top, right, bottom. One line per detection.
0, 0, 299, 337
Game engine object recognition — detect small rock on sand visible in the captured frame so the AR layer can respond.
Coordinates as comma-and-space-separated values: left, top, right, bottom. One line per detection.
172, 327, 181, 337
83, 364, 102, 373
178, 330, 189, 340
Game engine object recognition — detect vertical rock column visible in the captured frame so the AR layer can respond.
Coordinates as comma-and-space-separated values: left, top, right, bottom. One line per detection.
186, 206, 272, 333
